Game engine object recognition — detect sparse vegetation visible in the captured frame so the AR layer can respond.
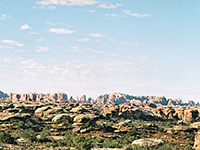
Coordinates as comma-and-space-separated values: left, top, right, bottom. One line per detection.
40, 126, 50, 140
0, 131, 15, 144
0, 100, 197, 149
22, 128, 37, 142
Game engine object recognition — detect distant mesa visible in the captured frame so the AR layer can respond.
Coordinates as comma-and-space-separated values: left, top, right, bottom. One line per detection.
0, 91, 198, 107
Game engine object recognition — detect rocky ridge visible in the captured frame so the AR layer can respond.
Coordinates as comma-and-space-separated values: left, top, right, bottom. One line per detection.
0, 100, 199, 149
0, 91, 197, 107
0, 91, 200, 149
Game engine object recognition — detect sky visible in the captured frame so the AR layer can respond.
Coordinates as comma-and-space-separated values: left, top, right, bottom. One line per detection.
0, 0, 200, 102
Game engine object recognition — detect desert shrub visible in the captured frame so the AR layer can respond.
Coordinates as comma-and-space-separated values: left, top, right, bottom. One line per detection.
184, 145, 194, 150
117, 135, 135, 146
132, 145, 140, 150
40, 126, 50, 140
72, 136, 87, 149
0, 131, 15, 144
26, 120, 33, 127
82, 121, 91, 128
95, 137, 104, 143
124, 144, 140, 150
64, 130, 92, 150
54, 116, 73, 127
31, 115, 42, 124
158, 127, 165, 132
165, 121, 174, 128
102, 139, 122, 148
45, 140, 66, 148
17, 121, 24, 129
56, 139, 66, 147
46, 141, 57, 147
64, 130, 76, 146
158, 144, 172, 150
22, 128, 36, 142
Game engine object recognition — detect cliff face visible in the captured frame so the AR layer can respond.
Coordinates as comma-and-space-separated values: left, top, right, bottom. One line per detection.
96, 93, 127, 105
0, 91, 8, 99
96, 92, 186, 107
9, 92, 68, 103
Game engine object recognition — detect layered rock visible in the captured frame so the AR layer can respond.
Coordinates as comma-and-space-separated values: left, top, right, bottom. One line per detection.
9, 92, 68, 103
95, 93, 186, 106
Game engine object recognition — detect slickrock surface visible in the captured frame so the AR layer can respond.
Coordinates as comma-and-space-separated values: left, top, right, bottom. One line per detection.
0, 91, 199, 149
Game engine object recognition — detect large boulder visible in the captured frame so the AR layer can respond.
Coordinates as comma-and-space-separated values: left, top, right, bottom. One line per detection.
132, 138, 164, 147
52, 114, 71, 123
70, 106, 89, 113
191, 122, 200, 130
34, 106, 51, 116
173, 125, 191, 133
73, 113, 98, 123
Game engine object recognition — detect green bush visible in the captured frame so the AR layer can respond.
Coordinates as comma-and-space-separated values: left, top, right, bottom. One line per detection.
46, 141, 57, 147
95, 137, 104, 143
158, 144, 172, 150
132, 145, 140, 150
158, 127, 165, 132
40, 126, 50, 140
26, 120, 33, 127
82, 121, 91, 128
102, 139, 122, 148
184, 146, 194, 150
118, 135, 134, 145
22, 128, 36, 142
64, 130, 92, 150
64, 130, 76, 147
0, 131, 15, 144
17, 121, 24, 129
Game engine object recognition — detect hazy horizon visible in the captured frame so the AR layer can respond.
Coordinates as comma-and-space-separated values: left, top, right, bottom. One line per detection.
0, 0, 200, 102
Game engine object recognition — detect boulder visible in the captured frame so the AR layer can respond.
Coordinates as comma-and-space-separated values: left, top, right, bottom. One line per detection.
52, 114, 71, 123
72, 123, 83, 127
72, 127, 81, 133
34, 106, 51, 116
47, 136, 65, 141
132, 138, 164, 147
45, 107, 64, 115
112, 120, 131, 129
191, 122, 200, 130
173, 125, 191, 133
70, 106, 88, 113
165, 125, 191, 134
73, 113, 98, 123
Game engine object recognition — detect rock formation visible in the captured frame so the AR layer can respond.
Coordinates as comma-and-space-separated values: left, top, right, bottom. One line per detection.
8, 92, 68, 103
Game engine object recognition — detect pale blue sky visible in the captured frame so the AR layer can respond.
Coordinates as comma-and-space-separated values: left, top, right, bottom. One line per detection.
0, 0, 200, 101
